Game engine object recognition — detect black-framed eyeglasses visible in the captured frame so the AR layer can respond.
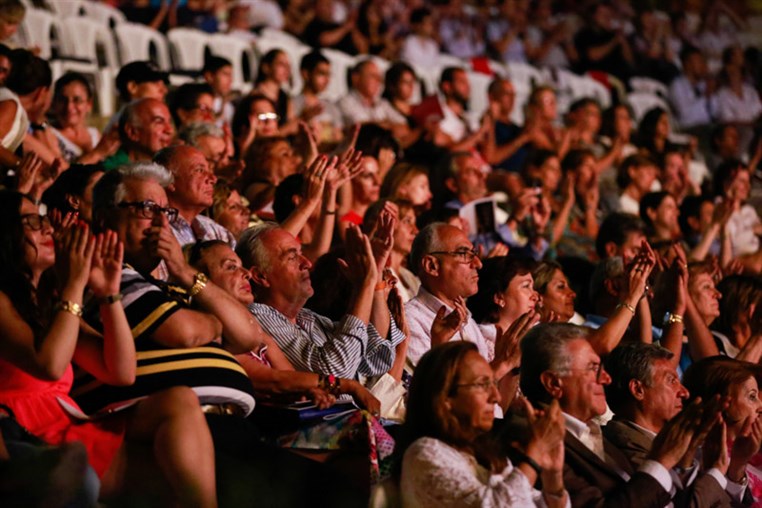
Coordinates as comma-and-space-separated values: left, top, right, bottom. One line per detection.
429, 247, 480, 264
117, 200, 179, 223
21, 213, 52, 231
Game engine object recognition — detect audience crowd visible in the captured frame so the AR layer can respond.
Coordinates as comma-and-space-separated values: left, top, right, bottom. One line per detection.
1, 0, 762, 507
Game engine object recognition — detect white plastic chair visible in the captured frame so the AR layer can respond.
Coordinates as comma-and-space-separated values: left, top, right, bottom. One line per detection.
321, 48, 357, 102
60, 17, 119, 68
114, 22, 171, 70
167, 28, 212, 72
466, 70, 493, 119
208, 33, 257, 91
629, 76, 669, 98
504, 61, 546, 90
50, 0, 86, 18
20, 8, 71, 60
80, 1, 126, 29
256, 28, 311, 92
627, 92, 669, 123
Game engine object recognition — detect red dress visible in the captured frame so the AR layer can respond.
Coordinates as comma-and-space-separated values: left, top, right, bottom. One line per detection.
0, 358, 125, 477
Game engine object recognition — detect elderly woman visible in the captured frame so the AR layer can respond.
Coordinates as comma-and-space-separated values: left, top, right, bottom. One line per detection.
682, 356, 762, 502
208, 180, 250, 240
400, 341, 568, 507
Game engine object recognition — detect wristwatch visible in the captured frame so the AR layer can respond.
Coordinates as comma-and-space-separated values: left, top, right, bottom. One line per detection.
189, 272, 208, 298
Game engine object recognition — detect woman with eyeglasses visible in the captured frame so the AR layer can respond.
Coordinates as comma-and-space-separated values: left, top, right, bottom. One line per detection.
0, 189, 218, 506
253, 50, 299, 136
399, 341, 568, 508
232, 94, 282, 157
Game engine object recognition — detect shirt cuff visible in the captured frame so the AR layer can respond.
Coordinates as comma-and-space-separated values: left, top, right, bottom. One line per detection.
705, 468, 728, 490
339, 314, 370, 346
725, 473, 748, 503
639, 460, 674, 496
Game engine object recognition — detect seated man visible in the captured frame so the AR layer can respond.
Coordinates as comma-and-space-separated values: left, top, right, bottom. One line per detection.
294, 50, 343, 145
520, 323, 693, 508
337, 59, 407, 136
604, 343, 745, 505
154, 145, 235, 247
404, 222, 521, 394
595, 212, 647, 262
103, 98, 174, 170
76, 161, 263, 416
236, 223, 405, 379
444, 151, 548, 259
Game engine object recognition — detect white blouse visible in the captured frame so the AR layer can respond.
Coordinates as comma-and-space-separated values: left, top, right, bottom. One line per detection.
401, 437, 563, 508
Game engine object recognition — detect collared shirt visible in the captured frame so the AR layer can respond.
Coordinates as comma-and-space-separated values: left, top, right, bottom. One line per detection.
437, 93, 477, 143
564, 411, 675, 495
405, 287, 491, 368
248, 302, 405, 379
668, 76, 716, 128
171, 213, 236, 248
337, 90, 406, 126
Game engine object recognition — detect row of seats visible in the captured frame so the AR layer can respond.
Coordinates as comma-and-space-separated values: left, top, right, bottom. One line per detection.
18, 0, 679, 126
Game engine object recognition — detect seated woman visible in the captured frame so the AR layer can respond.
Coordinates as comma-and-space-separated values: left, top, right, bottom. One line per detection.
467, 255, 539, 409
399, 341, 568, 508
532, 261, 584, 324
682, 356, 762, 503
231, 93, 281, 157
252, 50, 299, 136
339, 155, 381, 232
239, 136, 302, 218
554, 148, 600, 259
639, 191, 681, 248
207, 179, 250, 241
41, 163, 104, 224
380, 162, 432, 212
0, 190, 217, 506
50, 73, 114, 164
713, 275, 762, 360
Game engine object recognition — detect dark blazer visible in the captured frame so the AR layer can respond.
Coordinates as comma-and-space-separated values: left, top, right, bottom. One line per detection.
563, 429, 672, 508
603, 417, 732, 508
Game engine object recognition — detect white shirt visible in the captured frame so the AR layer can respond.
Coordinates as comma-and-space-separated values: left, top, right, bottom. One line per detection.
437, 94, 478, 144
405, 286, 491, 368
668, 76, 716, 128
400, 35, 440, 69
725, 203, 761, 256
337, 90, 406, 126
714, 84, 762, 124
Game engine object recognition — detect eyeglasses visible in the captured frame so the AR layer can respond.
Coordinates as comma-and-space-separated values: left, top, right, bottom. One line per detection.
117, 200, 179, 223
256, 112, 280, 122
21, 213, 52, 231
429, 247, 480, 264
191, 104, 215, 115
454, 378, 499, 393
558, 362, 605, 381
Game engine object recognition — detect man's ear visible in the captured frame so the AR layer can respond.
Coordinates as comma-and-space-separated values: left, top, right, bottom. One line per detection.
604, 242, 617, 259
248, 266, 270, 288
421, 254, 439, 277
124, 121, 140, 143
629, 379, 646, 401
444, 176, 458, 194
540, 371, 563, 400
604, 277, 620, 298
126, 80, 139, 99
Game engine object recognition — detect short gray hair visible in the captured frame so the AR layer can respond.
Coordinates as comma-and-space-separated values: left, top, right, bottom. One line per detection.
178, 121, 224, 146
604, 343, 674, 413
520, 323, 591, 405
236, 222, 279, 271
409, 222, 447, 276
92, 162, 173, 231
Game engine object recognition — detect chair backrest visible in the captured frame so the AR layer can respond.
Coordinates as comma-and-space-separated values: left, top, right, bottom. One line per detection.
20, 8, 70, 60
255, 29, 311, 93
167, 28, 212, 73
60, 17, 119, 69
80, 1, 126, 30
49, 0, 86, 18
320, 48, 357, 102
114, 22, 171, 70
208, 33, 257, 91
504, 61, 546, 90
627, 92, 669, 123
629, 76, 669, 98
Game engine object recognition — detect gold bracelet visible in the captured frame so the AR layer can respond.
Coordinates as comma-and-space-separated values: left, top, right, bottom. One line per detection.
616, 302, 636, 315
56, 300, 83, 317
189, 272, 208, 298
667, 313, 684, 325
97, 294, 123, 305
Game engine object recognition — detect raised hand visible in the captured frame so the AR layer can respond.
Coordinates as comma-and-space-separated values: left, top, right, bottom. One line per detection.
339, 224, 378, 288
88, 230, 124, 298
648, 399, 701, 470
302, 154, 335, 204
55, 222, 96, 292
327, 147, 364, 192
430, 296, 468, 346
147, 214, 188, 282
702, 419, 729, 475
298, 120, 320, 168
494, 310, 538, 375
524, 398, 566, 472
370, 207, 396, 277
730, 414, 762, 469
